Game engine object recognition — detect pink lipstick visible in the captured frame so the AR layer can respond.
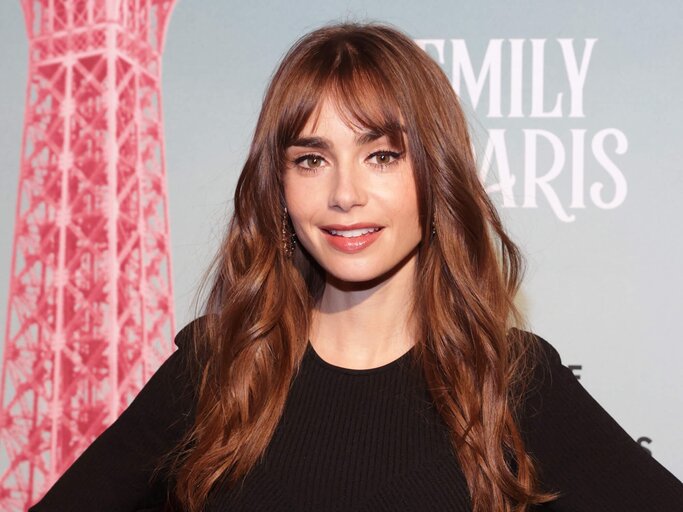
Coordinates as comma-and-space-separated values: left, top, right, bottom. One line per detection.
320, 224, 384, 254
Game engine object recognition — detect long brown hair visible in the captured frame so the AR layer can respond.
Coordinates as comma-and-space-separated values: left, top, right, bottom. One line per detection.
168, 22, 559, 512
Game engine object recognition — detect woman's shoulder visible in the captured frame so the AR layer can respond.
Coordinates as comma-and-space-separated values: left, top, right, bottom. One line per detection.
173, 314, 215, 361
505, 333, 683, 508
506, 328, 572, 418
507, 327, 616, 436
168, 315, 215, 398
174, 314, 211, 349
507, 328, 563, 379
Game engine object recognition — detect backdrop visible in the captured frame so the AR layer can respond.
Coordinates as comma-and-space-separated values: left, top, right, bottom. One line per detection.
1, 0, 681, 485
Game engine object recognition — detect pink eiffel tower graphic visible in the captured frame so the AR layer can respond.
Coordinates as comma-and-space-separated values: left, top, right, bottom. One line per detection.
0, 1, 178, 509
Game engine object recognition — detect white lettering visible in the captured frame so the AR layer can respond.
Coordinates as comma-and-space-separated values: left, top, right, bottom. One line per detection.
451, 39, 503, 118
479, 129, 517, 206
509, 39, 525, 118
523, 129, 574, 222
590, 129, 628, 209
570, 129, 587, 208
530, 39, 563, 118
559, 38, 597, 118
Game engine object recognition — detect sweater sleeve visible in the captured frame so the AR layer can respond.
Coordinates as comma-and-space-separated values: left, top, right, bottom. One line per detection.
27, 319, 203, 512
520, 332, 683, 511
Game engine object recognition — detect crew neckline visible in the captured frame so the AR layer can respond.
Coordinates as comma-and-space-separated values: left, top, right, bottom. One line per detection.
306, 340, 415, 376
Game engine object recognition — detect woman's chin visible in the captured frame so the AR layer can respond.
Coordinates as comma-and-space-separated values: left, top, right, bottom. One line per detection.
323, 266, 386, 289
322, 254, 418, 291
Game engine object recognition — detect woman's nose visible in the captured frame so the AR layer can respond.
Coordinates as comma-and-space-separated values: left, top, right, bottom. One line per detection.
328, 160, 367, 211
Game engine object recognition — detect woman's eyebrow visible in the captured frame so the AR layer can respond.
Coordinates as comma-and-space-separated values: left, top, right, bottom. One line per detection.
288, 136, 330, 150
288, 131, 388, 150
354, 130, 383, 146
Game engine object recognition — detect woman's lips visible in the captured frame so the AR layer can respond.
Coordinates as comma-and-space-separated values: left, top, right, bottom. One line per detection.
320, 226, 383, 253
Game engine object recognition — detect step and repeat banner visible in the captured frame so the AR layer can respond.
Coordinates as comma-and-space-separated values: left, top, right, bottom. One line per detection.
1, 0, 681, 491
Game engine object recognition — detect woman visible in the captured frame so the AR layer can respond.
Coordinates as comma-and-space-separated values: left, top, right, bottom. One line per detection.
30, 22, 683, 512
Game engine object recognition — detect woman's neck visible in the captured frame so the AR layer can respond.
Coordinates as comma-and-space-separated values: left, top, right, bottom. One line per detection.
309, 254, 417, 370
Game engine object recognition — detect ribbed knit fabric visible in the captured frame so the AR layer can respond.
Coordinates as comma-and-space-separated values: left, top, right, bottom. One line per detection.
203, 342, 471, 511
29, 319, 683, 512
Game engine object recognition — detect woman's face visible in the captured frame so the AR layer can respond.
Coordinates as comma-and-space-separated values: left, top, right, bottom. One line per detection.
283, 98, 422, 285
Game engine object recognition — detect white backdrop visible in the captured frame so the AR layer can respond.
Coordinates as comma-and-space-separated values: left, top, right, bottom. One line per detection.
1, 1, 681, 482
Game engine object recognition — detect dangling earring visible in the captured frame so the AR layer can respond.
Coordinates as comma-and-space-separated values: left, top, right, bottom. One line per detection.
282, 206, 297, 258
431, 215, 437, 238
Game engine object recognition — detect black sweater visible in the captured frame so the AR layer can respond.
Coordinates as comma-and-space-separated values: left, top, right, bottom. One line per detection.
29, 320, 683, 511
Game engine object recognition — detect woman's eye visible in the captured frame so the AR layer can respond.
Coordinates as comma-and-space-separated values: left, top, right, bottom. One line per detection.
294, 154, 326, 169
367, 150, 402, 167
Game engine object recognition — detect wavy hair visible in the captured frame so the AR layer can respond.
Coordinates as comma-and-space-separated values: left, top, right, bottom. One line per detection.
167, 22, 559, 512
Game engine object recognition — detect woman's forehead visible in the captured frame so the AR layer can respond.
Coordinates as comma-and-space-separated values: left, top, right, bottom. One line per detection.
295, 93, 406, 142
